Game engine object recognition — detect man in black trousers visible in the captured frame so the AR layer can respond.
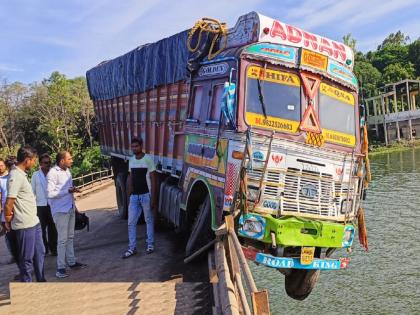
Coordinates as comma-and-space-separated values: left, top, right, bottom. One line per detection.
32, 153, 57, 256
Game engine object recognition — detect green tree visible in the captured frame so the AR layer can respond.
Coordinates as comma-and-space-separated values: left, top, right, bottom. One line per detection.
371, 44, 410, 73
354, 61, 382, 99
382, 62, 415, 83
377, 31, 410, 50
408, 39, 420, 77
343, 33, 357, 52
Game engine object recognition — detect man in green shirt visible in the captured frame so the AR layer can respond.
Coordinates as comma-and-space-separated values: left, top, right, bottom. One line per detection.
4, 146, 46, 282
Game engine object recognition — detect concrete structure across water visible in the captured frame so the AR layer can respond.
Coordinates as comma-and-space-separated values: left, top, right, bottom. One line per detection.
366, 79, 420, 145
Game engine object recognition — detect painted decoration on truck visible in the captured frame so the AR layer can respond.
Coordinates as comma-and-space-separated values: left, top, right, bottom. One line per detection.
223, 141, 243, 210
300, 49, 328, 72
246, 112, 300, 133
198, 62, 229, 77
247, 65, 300, 87
327, 60, 358, 87
244, 43, 298, 64
257, 14, 354, 68
184, 135, 228, 174
323, 129, 356, 147
320, 83, 354, 106
254, 254, 347, 270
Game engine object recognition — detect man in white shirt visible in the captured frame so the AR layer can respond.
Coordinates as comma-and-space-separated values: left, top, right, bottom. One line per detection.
47, 151, 86, 278
32, 153, 57, 256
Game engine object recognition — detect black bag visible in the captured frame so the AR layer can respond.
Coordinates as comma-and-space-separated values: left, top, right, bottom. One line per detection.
75, 211, 90, 231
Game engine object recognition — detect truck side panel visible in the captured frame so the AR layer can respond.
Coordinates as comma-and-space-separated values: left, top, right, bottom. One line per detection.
94, 81, 188, 175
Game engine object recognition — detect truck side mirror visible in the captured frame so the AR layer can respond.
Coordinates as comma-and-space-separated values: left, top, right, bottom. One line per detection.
359, 104, 366, 127
221, 81, 236, 128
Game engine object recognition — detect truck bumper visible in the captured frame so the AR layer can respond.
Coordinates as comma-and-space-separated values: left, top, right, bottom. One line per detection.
238, 213, 355, 248
242, 246, 350, 270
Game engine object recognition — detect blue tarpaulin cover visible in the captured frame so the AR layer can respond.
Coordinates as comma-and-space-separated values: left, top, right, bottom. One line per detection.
86, 30, 190, 101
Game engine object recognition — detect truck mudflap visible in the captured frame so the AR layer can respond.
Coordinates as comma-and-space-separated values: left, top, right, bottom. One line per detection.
242, 247, 350, 270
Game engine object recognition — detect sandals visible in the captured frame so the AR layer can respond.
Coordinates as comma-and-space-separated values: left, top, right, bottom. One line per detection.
122, 248, 137, 259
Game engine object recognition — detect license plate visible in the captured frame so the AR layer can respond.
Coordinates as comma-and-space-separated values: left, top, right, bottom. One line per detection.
300, 247, 315, 265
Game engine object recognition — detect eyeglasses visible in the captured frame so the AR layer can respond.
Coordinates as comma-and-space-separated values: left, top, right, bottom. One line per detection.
41, 161, 51, 165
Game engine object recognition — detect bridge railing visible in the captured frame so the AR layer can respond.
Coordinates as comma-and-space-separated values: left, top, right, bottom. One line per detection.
211, 213, 270, 315
73, 168, 113, 191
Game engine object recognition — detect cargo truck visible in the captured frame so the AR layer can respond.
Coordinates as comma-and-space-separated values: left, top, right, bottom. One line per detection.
86, 12, 369, 300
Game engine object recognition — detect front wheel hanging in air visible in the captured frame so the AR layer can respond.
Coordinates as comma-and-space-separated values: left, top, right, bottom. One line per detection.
185, 195, 213, 257
284, 269, 320, 301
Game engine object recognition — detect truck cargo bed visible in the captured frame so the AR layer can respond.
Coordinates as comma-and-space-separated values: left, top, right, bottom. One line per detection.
94, 81, 188, 176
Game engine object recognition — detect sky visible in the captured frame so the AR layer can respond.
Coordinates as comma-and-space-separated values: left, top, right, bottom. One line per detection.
1, 0, 419, 83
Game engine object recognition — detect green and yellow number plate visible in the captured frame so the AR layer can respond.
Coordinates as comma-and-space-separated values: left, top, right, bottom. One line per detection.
300, 247, 315, 265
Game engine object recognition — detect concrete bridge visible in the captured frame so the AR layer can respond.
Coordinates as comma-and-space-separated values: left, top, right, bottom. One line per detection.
0, 183, 212, 314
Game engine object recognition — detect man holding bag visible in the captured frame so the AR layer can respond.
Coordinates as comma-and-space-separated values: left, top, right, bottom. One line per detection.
47, 151, 87, 279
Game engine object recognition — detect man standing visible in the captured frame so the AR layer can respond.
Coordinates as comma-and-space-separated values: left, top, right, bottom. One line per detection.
3, 146, 46, 282
47, 151, 86, 278
1, 157, 20, 270
122, 138, 157, 258
32, 153, 57, 256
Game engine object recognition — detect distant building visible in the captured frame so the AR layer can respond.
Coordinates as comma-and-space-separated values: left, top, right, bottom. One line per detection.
365, 79, 420, 145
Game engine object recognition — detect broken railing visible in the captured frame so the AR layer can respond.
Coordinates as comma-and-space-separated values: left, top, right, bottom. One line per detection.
209, 214, 271, 315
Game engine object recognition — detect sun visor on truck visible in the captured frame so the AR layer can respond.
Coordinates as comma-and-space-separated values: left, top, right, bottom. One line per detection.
86, 30, 191, 101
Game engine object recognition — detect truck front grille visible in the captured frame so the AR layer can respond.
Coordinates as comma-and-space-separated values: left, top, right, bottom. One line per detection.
247, 166, 357, 220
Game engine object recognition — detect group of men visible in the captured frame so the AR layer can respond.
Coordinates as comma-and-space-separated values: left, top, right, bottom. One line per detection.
0, 146, 86, 282
0, 137, 157, 281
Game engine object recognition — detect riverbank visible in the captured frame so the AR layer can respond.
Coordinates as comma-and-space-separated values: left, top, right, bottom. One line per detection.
369, 139, 420, 156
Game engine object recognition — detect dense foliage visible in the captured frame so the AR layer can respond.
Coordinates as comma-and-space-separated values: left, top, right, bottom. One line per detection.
344, 31, 420, 101
0, 72, 108, 177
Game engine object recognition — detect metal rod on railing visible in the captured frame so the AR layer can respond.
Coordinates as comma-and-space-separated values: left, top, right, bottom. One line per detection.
228, 228, 258, 294
235, 273, 252, 315
215, 241, 240, 315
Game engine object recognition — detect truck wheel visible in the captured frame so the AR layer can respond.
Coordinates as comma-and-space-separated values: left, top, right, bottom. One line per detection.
185, 195, 213, 257
284, 269, 320, 300
115, 173, 128, 219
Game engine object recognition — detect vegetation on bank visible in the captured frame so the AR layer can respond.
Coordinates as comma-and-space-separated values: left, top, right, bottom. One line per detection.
343, 31, 420, 101
369, 139, 420, 156
0, 72, 108, 177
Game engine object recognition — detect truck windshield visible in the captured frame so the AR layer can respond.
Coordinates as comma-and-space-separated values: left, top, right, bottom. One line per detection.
245, 65, 301, 133
319, 83, 356, 146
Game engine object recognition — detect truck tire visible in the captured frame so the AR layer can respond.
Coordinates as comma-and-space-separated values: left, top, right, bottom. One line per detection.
185, 195, 213, 257
284, 269, 320, 300
115, 173, 128, 219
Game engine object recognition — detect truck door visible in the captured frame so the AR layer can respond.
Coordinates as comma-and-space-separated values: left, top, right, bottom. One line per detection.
201, 79, 228, 174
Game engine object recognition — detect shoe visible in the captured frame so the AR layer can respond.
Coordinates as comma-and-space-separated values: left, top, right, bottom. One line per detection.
56, 269, 69, 278
69, 262, 87, 269
122, 248, 137, 259
146, 244, 154, 254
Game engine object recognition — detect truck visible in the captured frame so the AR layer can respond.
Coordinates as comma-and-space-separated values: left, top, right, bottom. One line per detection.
86, 12, 369, 301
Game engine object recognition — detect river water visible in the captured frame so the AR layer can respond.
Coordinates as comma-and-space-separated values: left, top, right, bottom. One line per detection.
251, 148, 420, 314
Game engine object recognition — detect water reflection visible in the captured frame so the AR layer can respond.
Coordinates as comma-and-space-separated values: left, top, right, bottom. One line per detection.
251, 147, 420, 314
